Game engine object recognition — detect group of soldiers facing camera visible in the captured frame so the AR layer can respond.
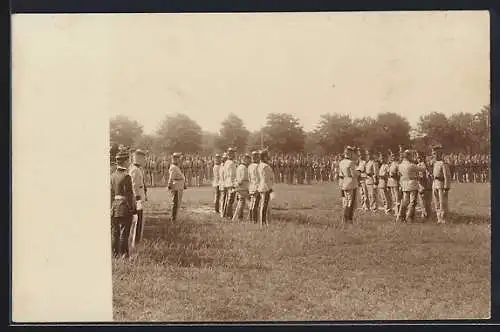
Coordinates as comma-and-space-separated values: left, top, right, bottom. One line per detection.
338, 145, 452, 225
212, 148, 275, 226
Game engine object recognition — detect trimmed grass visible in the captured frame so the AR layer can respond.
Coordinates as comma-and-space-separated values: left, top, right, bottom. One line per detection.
113, 183, 491, 321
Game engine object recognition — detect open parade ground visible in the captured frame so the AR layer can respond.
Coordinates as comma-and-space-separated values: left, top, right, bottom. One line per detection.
113, 182, 490, 321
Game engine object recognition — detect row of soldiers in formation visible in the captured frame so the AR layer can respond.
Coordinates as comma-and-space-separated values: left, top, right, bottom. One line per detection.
132, 150, 489, 188
338, 145, 451, 225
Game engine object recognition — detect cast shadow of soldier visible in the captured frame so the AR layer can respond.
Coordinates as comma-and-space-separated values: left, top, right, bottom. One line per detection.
137, 208, 224, 268
446, 211, 490, 225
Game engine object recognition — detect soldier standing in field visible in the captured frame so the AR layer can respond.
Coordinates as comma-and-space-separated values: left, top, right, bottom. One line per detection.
257, 149, 275, 227
167, 152, 187, 223
248, 151, 261, 223
110, 148, 136, 259
212, 154, 222, 214
416, 150, 433, 221
233, 154, 251, 222
219, 153, 228, 217
396, 150, 420, 223
365, 150, 379, 212
338, 146, 359, 224
387, 151, 400, 215
431, 145, 451, 224
129, 149, 148, 246
223, 148, 237, 219
356, 148, 369, 211
377, 153, 392, 214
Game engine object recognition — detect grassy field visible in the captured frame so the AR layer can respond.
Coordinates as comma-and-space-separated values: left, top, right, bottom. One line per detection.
113, 182, 491, 322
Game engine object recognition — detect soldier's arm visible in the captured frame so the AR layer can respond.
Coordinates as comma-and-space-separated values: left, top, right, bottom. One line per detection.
129, 168, 141, 200
443, 163, 451, 189
124, 175, 136, 214
167, 167, 174, 189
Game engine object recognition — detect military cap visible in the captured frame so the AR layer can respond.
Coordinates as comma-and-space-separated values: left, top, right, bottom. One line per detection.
222, 152, 228, 158
172, 152, 182, 158
345, 145, 355, 152
402, 149, 413, 159
214, 153, 221, 158
432, 144, 443, 150
251, 150, 260, 156
244, 153, 251, 158
259, 148, 269, 157
227, 147, 236, 152
134, 149, 146, 156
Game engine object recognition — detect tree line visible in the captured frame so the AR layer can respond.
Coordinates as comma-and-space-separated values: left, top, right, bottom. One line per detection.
110, 105, 490, 156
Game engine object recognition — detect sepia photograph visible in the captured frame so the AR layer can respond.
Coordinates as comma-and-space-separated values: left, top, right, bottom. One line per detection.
13, 10, 491, 322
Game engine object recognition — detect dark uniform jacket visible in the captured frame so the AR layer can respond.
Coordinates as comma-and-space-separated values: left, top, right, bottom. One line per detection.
111, 166, 135, 218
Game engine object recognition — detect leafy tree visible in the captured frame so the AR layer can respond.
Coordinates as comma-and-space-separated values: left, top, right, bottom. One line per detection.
246, 130, 266, 152
262, 113, 305, 153
216, 113, 250, 152
417, 112, 455, 149
370, 112, 411, 152
314, 113, 356, 154
201, 131, 219, 155
109, 115, 143, 147
156, 113, 202, 153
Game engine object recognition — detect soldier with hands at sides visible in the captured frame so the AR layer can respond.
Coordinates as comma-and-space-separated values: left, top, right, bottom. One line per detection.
167, 152, 187, 223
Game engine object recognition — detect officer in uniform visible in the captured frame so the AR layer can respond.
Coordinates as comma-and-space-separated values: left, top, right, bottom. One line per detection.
387, 151, 400, 215
356, 148, 369, 211
365, 150, 379, 212
257, 149, 275, 227
416, 150, 433, 221
167, 152, 187, 223
396, 150, 420, 223
212, 154, 222, 214
248, 151, 261, 223
338, 146, 359, 224
110, 148, 136, 258
377, 153, 392, 214
219, 153, 228, 217
129, 149, 148, 247
431, 145, 451, 224
223, 148, 237, 219
233, 154, 251, 222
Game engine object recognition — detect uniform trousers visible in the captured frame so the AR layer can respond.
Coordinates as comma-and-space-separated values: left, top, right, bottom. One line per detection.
232, 190, 249, 222
342, 189, 357, 223
358, 180, 369, 210
170, 189, 184, 221
259, 190, 272, 226
133, 209, 144, 245
111, 216, 132, 258
366, 180, 378, 211
248, 191, 261, 223
418, 189, 432, 220
220, 188, 227, 218
432, 188, 449, 223
213, 187, 221, 213
397, 190, 418, 222
388, 186, 400, 214
378, 186, 392, 213
224, 188, 236, 219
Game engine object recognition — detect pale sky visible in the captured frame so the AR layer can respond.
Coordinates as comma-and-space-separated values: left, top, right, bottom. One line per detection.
23, 11, 492, 134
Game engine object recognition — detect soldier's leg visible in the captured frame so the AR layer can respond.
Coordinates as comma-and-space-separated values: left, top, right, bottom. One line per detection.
422, 190, 432, 220
253, 192, 261, 223
259, 191, 271, 226
397, 192, 409, 222
171, 190, 179, 222
432, 188, 441, 223
406, 191, 418, 222
111, 217, 120, 257
119, 216, 132, 257
226, 190, 236, 219
442, 189, 449, 223
380, 188, 391, 214
341, 190, 350, 223
368, 184, 377, 211
221, 188, 228, 217
214, 187, 220, 213
232, 192, 243, 222
134, 209, 144, 245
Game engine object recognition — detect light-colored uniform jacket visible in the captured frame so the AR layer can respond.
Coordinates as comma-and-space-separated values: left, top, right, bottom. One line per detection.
218, 163, 225, 190
387, 161, 399, 187
167, 164, 186, 191
378, 163, 389, 188
339, 158, 359, 190
235, 164, 250, 192
397, 160, 420, 192
212, 164, 221, 188
248, 162, 260, 194
224, 159, 237, 189
257, 162, 275, 192
432, 160, 451, 190
365, 160, 379, 185
129, 164, 147, 201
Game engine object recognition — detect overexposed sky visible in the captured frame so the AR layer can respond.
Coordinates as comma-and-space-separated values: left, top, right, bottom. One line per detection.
17, 11, 491, 134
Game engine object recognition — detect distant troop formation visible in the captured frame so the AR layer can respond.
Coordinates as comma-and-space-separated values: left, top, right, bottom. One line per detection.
110, 142, 488, 259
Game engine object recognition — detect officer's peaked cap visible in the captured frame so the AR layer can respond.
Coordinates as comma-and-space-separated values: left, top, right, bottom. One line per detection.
214, 153, 221, 158
134, 149, 146, 156
251, 150, 260, 156
172, 152, 182, 158
227, 147, 236, 152
115, 149, 129, 160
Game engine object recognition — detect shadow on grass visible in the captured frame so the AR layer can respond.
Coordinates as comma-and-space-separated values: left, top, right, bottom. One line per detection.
140, 213, 226, 268
447, 211, 490, 225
